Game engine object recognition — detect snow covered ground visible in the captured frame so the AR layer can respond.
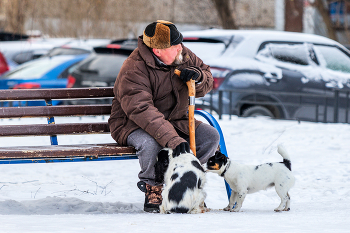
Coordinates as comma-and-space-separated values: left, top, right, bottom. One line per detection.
0, 115, 349, 232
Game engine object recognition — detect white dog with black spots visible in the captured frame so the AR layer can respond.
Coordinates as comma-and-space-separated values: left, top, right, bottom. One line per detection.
155, 146, 207, 214
206, 144, 295, 212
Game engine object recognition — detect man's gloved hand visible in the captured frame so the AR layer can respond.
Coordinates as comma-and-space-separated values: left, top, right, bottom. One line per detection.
173, 142, 191, 157
179, 66, 201, 84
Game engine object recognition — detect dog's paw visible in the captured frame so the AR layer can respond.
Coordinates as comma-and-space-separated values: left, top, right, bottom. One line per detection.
223, 206, 231, 211
202, 207, 211, 212
274, 207, 285, 212
274, 207, 290, 212
230, 208, 240, 212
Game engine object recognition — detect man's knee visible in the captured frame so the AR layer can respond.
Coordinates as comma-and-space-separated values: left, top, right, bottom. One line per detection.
211, 128, 220, 146
196, 125, 220, 163
201, 124, 220, 148
127, 129, 162, 152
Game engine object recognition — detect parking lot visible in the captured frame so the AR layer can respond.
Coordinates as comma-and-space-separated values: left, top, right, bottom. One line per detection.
2, 29, 350, 124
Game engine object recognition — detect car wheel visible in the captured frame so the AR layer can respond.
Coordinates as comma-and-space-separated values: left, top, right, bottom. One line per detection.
242, 106, 274, 118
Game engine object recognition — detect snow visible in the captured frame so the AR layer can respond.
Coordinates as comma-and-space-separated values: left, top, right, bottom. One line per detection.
0, 115, 350, 232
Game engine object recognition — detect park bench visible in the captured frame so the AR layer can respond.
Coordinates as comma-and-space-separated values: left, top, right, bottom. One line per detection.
0, 87, 228, 162
0, 87, 231, 197
0, 87, 137, 163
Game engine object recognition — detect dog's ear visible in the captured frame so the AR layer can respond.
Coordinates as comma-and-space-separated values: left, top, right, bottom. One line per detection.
215, 151, 225, 159
215, 151, 228, 163
157, 149, 170, 162
155, 148, 170, 184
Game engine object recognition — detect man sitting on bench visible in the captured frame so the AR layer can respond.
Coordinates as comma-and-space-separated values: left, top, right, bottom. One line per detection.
108, 20, 220, 213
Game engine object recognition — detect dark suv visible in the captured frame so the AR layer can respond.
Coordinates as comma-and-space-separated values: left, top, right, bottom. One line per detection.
182, 29, 350, 123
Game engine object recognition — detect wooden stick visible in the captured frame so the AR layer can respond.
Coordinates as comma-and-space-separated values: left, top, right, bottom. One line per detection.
174, 69, 196, 156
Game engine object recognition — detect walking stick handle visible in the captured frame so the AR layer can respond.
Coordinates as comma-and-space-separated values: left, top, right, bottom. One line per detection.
174, 69, 196, 156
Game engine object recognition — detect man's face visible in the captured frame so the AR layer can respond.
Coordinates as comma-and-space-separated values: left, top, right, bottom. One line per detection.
153, 44, 183, 65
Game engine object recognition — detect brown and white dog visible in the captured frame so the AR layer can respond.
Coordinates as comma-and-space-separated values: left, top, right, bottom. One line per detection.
206, 145, 295, 212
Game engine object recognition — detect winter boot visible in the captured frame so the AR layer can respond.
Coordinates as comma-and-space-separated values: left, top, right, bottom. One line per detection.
137, 181, 162, 213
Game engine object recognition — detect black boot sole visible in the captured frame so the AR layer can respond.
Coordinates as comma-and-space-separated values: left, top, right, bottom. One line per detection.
144, 206, 160, 213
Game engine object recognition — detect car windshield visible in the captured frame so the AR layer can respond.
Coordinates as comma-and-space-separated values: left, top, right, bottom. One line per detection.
1, 58, 64, 79
78, 54, 128, 77
313, 45, 350, 73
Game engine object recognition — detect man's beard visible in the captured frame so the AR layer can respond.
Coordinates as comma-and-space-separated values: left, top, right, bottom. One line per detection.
172, 50, 183, 65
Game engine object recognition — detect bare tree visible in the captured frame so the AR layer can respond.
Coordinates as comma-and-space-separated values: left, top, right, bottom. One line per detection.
312, 0, 337, 41
4, 0, 29, 34
285, 0, 304, 32
211, 0, 237, 29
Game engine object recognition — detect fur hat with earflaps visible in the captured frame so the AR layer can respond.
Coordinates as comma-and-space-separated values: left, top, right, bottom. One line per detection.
143, 20, 183, 49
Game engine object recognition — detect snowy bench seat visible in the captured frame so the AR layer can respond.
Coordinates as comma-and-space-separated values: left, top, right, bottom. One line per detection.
0, 144, 136, 161
0, 87, 137, 163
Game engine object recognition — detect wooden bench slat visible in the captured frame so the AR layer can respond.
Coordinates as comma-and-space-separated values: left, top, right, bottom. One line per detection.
0, 105, 111, 118
0, 143, 136, 159
0, 87, 114, 101
0, 87, 139, 163
0, 123, 110, 136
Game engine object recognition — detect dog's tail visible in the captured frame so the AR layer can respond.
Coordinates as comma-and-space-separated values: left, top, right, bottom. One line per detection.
277, 144, 292, 171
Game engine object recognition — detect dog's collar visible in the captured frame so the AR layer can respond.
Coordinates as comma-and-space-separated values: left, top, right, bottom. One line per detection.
220, 160, 231, 177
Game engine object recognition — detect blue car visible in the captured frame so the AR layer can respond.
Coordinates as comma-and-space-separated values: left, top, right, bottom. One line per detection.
0, 54, 88, 106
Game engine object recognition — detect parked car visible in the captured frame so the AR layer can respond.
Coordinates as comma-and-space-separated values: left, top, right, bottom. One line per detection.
0, 51, 9, 75
182, 29, 350, 123
0, 38, 73, 65
66, 40, 137, 104
0, 54, 88, 106
45, 38, 112, 57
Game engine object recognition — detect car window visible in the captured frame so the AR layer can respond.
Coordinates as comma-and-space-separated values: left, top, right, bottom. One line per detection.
257, 43, 309, 66
12, 51, 33, 64
58, 63, 80, 79
1, 59, 64, 79
313, 45, 350, 73
78, 54, 127, 77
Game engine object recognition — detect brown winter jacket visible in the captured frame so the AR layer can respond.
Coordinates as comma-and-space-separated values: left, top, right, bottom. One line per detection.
108, 36, 213, 149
